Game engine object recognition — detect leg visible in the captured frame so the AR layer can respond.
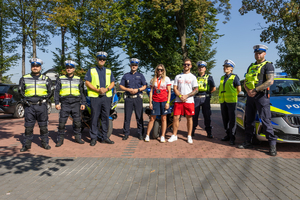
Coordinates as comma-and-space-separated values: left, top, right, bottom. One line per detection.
161, 115, 167, 137
36, 103, 50, 149
56, 103, 70, 147
21, 105, 36, 152
71, 102, 85, 144
89, 97, 101, 140
227, 103, 237, 144
186, 115, 193, 137
134, 97, 144, 139
202, 97, 212, 137
244, 97, 257, 142
192, 97, 201, 136
172, 115, 180, 136
123, 98, 134, 139
146, 115, 156, 136
100, 97, 114, 144
20, 126, 34, 152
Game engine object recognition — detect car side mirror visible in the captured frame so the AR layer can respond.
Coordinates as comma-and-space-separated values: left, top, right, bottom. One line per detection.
238, 91, 245, 97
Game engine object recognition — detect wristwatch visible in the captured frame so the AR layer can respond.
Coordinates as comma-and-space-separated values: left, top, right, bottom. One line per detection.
138, 88, 140, 92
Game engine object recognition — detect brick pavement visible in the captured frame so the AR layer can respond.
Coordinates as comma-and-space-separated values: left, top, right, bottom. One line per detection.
1, 111, 300, 199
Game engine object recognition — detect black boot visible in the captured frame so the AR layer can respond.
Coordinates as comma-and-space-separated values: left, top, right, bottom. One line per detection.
56, 135, 64, 147
40, 126, 51, 150
270, 145, 277, 156
75, 135, 84, 144
20, 141, 31, 152
21, 127, 33, 152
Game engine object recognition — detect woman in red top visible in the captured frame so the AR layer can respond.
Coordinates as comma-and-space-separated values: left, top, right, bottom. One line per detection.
145, 64, 171, 142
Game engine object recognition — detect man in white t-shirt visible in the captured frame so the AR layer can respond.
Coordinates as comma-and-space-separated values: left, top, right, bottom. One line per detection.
168, 58, 198, 144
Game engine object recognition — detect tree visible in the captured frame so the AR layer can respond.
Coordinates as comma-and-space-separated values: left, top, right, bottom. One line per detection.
0, 0, 19, 82
120, 0, 231, 79
239, 0, 300, 78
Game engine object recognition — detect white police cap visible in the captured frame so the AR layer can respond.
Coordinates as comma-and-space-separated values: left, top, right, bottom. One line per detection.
130, 58, 140, 65
96, 51, 108, 58
65, 60, 77, 68
29, 58, 43, 66
197, 61, 207, 67
253, 44, 268, 53
223, 59, 235, 68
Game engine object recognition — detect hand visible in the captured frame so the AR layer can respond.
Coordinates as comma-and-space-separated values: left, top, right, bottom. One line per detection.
55, 105, 61, 110
99, 87, 107, 94
165, 103, 169, 110
149, 103, 153, 110
247, 89, 257, 97
80, 105, 85, 110
180, 95, 188, 102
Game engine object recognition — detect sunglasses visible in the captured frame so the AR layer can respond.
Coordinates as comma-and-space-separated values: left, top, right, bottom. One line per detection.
183, 64, 191, 67
131, 64, 138, 66
98, 58, 106, 61
31, 65, 40, 68
157, 69, 164, 72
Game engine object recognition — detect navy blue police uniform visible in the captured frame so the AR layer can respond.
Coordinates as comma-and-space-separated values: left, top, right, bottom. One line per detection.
19, 60, 52, 151
54, 71, 86, 147
120, 71, 147, 139
220, 73, 240, 143
192, 74, 215, 137
85, 65, 115, 143
244, 62, 277, 145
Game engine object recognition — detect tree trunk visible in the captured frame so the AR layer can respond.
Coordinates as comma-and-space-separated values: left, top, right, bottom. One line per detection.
0, 0, 3, 82
32, 10, 37, 58
198, 25, 204, 46
175, 2, 188, 59
22, 34, 26, 76
61, 26, 65, 67
77, 23, 81, 65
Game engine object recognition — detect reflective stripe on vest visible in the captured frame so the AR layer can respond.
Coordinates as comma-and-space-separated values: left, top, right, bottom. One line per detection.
197, 74, 209, 92
59, 75, 81, 96
87, 68, 112, 97
23, 74, 48, 97
245, 61, 270, 90
219, 74, 237, 103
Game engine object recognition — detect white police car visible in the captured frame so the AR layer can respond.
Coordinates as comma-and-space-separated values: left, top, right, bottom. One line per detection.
237, 72, 300, 143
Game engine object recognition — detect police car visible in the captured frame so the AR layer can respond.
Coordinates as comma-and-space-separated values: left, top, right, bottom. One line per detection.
237, 72, 300, 143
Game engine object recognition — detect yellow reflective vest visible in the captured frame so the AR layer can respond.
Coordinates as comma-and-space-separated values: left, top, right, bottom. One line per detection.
245, 61, 271, 90
197, 74, 209, 92
87, 67, 112, 97
219, 74, 237, 103
23, 74, 48, 97
59, 75, 81, 97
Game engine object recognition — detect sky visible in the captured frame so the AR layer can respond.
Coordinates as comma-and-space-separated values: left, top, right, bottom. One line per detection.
6, 1, 281, 86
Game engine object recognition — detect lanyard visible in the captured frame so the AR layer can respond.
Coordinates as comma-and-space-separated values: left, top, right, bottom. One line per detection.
157, 77, 162, 89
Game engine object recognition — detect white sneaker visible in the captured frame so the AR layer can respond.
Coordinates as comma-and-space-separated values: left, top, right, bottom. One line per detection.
160, 136, 166, 143
168, 135, 178, 142
145, 135, 150, 142
187, 136, 193, 144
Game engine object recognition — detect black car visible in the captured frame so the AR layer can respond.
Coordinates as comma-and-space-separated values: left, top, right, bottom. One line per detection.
0, 83, 52, 118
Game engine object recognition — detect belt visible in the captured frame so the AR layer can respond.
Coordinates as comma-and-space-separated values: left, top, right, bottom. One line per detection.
124, 94, 143, 99
30, 99, 47, 105
195, 94, 209, 98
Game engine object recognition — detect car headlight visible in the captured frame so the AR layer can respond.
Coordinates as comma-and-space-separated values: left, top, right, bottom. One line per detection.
271, 111, 285, 118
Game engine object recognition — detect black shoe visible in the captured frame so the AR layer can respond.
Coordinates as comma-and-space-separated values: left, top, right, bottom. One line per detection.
237, 142, 253, 149
90, 139, 97, 146
43, 144, 51, 150
229, 140, 235, 145
20, 146, 30, 152
270, 145, 277, 156
75, 135, 84, 144
101, 138, 114, 144
122, 135, 129, 140
138, 135, 144, 140
56, 136, 64, 147
207, 133, 213, 139
221, 135, 230, 141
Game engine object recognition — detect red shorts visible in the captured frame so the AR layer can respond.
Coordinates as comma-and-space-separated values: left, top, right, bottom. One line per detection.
174, 102, 195, 116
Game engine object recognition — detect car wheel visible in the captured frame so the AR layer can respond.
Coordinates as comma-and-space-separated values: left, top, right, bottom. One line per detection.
13, 104, 25, 118
47, 102, 52, 114
152, 120, 161, 139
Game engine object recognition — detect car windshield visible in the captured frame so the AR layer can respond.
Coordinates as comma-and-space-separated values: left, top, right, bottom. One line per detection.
0, 85, 9, 94
270, 79, 300, 96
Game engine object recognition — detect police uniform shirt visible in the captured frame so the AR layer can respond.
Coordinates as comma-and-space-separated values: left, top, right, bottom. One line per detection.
223, 73, 241, 88
196, 74, 216, 95
120, 72, 147, 95
84, 66, 116, 88
246, 61, 274, 88
19, 73, 52, 103
54, 75, 86, 105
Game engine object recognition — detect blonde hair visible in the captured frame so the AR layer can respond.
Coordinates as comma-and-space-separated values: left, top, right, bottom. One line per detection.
150, 64, 166, 85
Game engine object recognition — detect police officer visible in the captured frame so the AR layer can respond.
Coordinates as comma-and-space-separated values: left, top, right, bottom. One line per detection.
19, 58, 52, 152
120, 58, 147, 140
219, 60, 241, 145
192, 61, 216, 138
238, 45, 277, 156
85, 51, 115, 146
54, 60, 86, 147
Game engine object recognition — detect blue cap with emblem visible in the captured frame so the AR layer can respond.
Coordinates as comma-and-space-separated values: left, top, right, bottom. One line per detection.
197, 61, 207, 67
29, 58, 43, 66
130, 58, 140, 65
223, 59, 235, 68
253, 44, 268, 53
65, 60, 77, 68
96, 51, 108, 59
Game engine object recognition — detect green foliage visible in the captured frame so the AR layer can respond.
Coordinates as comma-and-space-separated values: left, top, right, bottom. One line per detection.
239, 0, 300, 79
0, 74, 14, 84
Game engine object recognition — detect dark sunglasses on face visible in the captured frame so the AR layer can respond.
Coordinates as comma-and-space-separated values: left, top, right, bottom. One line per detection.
183, 64, 190, 67
98, 58, 106, 61
157, 69, 164, 72
131, 64, 138, 66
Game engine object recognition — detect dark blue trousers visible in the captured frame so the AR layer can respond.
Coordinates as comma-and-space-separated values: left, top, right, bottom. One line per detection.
220, 102, 237, 141
89, 96, 112, 140
192, 96, 212, 134
58, 102, 81, 136
123, 97, 144, 136
245, 93, 277, 145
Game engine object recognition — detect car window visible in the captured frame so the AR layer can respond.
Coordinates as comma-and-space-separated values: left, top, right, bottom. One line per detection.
0, 85, 9, 93
270, 80, 300, 96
